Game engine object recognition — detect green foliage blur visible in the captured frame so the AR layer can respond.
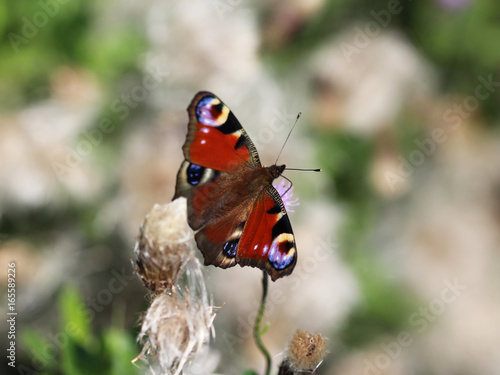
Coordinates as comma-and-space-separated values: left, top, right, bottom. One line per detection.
1, 0, 145, 109
22, 287, 139, 375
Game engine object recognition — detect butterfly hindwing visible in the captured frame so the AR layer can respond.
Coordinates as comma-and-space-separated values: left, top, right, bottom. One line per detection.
194, 185, 296, 281
237, 186, 296, 280
175, 160, 225, 229
194, 208, 248, 269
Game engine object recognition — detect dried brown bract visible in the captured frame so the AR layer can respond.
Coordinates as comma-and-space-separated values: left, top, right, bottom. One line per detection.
134, 198, 194, 293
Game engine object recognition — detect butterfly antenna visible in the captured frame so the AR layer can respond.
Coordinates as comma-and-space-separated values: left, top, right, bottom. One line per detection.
286, 168, 322, 172
281, 175, 294, 196
275, 112, 302, 165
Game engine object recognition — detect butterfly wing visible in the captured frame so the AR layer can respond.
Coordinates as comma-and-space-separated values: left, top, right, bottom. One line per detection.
182, 91, 261, 171
174, 91, 261, 228
237, 186, 296, 280
195, 185, 297, 281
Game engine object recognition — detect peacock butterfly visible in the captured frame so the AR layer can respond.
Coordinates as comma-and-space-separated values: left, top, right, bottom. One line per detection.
173, 91, 297, 281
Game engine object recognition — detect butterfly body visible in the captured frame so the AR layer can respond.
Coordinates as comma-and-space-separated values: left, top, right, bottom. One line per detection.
174, 92, 296, 281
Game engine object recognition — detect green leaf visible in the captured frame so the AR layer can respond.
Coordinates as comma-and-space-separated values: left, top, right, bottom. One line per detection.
58, 286, 92, 347
21, 329, 58, 373
102, 328, 140, 375
61, 338, 104, 375
260, 321, 271, 336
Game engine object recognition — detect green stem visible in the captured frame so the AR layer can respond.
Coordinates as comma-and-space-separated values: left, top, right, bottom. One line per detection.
254, 271, 271, 375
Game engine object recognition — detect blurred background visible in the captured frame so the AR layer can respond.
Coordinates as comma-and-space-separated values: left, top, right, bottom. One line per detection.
1, 0, 500, 374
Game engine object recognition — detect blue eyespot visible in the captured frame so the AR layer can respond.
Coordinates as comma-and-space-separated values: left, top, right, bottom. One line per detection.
270, 253, 294, 270
187, 163, 205, 185
268, 241, 295, 270
197, 97, 222, 126
223, 239, 238, 258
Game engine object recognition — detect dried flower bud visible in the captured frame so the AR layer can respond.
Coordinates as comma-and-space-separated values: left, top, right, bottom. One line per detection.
134, 198, 194, 292
279, 330, 328, 374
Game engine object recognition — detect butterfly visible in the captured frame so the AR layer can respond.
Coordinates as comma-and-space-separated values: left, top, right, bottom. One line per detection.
173, 91, 297, 281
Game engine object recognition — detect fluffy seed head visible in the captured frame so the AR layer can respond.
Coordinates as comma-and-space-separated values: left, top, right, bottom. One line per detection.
136, 292, 215, 375
282, 329, 328, 372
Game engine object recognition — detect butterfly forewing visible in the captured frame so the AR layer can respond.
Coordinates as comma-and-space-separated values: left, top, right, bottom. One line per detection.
183, 91, 261, 171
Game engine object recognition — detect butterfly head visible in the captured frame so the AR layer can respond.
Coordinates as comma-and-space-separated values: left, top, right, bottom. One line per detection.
269, 164, 286, 180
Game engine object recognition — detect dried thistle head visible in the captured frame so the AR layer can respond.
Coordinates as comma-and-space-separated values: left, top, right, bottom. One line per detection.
279, 330, 328, 374
133, 198, 217, 374
134, 198, 194, 292
136, 292, 215, 375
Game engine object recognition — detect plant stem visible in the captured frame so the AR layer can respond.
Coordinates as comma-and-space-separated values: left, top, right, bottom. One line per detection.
254, 271, 271, 375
